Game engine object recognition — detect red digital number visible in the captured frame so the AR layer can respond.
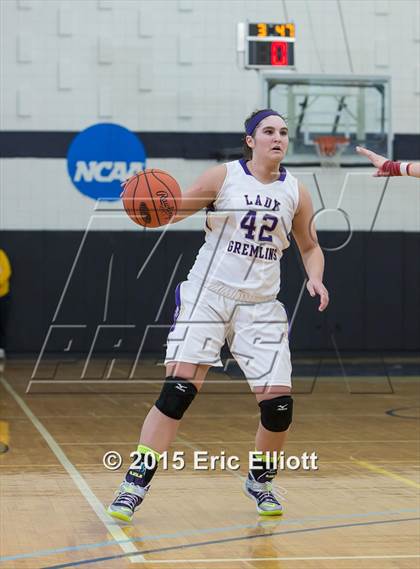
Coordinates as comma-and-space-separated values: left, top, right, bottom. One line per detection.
270, 42, 288, 65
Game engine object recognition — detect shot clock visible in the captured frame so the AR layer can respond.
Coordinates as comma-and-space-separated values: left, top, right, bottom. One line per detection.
246, 22, 295, 69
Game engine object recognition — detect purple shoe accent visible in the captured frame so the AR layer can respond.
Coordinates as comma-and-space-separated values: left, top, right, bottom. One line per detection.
107, 482, 148, 522
112, 492, 143, 511
245, 472, 283, 515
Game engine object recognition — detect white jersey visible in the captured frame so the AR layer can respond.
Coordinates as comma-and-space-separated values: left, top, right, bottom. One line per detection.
188, 159, 299, 299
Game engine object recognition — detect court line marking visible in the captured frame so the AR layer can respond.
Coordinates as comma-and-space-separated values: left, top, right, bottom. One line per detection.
351, 457, 420, 489
40, 517, 420, 568
0, 377, 144, 564
2, 460, 420, 470
79, 555, 420, 563
0, 464, 107, 468
52, 439, 420, 445
1, 509, 418, 564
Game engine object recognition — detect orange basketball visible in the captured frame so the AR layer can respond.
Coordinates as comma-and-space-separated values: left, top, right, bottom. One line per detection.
122, 169, 181, 228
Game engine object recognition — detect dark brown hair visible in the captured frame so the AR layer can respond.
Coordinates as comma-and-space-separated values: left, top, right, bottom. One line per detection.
242, 109, 287, 160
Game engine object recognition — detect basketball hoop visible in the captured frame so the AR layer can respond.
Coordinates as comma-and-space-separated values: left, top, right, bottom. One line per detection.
314, 135, 350, 167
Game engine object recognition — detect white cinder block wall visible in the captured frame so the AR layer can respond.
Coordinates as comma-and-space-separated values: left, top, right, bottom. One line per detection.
0, 0, 419, 231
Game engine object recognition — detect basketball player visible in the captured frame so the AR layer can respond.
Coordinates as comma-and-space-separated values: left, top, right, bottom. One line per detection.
356, 146, 420, 178
108, 109, 329, 522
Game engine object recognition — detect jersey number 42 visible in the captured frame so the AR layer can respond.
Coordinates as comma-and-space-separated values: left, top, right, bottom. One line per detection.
240, 210, 278, 242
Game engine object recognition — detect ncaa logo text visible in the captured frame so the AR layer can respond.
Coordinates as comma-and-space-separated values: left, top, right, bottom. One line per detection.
67, 123, 147, 201
74, 161, 144, 183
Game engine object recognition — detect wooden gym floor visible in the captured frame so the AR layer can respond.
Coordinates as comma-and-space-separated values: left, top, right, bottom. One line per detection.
0, 356, 419, 569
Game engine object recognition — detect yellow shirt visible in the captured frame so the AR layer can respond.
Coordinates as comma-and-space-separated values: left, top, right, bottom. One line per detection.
0, 249, 11, 297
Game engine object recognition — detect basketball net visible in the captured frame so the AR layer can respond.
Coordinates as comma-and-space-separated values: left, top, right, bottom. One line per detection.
314, 135, 350, 167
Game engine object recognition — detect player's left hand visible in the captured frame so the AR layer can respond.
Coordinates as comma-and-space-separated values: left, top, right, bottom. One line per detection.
307, 279, 329, 311
356, 146, 389, 176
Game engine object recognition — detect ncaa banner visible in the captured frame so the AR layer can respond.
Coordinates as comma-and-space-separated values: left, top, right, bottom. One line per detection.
67, 123, 147, 201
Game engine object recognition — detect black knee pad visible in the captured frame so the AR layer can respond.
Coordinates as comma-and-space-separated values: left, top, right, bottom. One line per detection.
259, 395, 293, 432
155, 376, 198, 420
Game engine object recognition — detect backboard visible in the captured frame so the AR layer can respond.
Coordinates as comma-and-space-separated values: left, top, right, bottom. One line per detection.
261, 74, 391, 165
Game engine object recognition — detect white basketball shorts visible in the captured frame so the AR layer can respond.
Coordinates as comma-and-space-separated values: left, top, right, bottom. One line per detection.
164, 279, 292, 389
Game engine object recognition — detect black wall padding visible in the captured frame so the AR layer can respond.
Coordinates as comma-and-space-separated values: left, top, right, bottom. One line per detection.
0, 230, 419, 353
393, 134, 420, 161
1, 131, 418, 161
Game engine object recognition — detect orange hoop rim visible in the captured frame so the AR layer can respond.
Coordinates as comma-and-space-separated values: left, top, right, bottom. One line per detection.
314, 135, 350, 158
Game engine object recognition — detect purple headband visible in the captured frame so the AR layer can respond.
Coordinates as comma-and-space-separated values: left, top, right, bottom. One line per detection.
245, 110, 281, 136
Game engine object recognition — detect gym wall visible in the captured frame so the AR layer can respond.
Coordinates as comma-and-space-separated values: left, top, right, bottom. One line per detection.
1, 0, 419, 354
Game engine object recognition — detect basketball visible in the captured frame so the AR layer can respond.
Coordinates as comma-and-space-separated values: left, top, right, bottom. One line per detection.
122, 169, 181, 228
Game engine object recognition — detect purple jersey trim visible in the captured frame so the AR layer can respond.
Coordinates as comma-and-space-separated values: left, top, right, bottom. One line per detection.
205, 201, 215, 231
239, 159, 287, 182
283, 302, 291, 337
239, 158, 252, 175
169, 283, 182, 332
